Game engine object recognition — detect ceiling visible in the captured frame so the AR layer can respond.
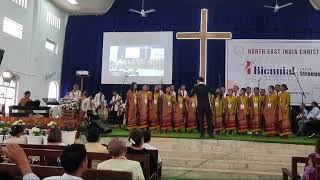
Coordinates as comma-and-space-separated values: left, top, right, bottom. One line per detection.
50, 0, 115, 15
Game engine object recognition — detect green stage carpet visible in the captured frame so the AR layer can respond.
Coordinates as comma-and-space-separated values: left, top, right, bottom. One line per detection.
102, 128, 317, 145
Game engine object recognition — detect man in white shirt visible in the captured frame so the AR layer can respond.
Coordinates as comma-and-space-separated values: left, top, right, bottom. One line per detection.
82, 95, 95, 118
305, 102, 320, 137
98, 138, 145, 180
3, 143, 88, 180
69, 84, 82, 101
306, 102, 320, 120
109, 90, 122, 124
93, 90, 106, 109
296, 103, 309, 136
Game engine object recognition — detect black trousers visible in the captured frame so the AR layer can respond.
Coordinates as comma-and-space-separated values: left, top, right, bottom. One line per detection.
197, 106, 213, 136
305, 119, 320, 135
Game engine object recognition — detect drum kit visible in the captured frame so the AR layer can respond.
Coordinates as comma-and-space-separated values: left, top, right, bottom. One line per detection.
95, 98, 125, 123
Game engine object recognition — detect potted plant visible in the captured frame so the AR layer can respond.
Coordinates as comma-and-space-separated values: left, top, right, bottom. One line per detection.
61, 122, 78, 145
11, 120, 27, 143
26, 125, 44, 145
12, 119, 26, 126
0, 121, 10, 143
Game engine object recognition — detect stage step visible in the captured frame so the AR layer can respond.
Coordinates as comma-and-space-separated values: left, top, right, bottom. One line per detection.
163, 166, 282, 180
162, 157, 290, 172
99, 137, 313, 179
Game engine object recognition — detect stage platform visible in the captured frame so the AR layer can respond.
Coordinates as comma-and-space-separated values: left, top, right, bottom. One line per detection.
103, 128, 316, 145
95, 129, 317, 180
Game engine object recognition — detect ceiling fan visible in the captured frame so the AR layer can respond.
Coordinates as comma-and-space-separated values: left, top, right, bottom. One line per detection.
264, 0, 293, 12
129, 0, 156, 17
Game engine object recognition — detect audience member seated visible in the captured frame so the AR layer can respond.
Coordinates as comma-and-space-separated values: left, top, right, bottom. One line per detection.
127, 128, 157, 174
2, 143, 88, 180
19, 91, 32, 106
296, 103, 308, 136
97, 138, 145, 180
143, 129, 162, 163
4, 125, 26, 144
305, 102, 320, 137
85, 126, 108, 153
303, 153, 316, 180
47, 128, 65, 146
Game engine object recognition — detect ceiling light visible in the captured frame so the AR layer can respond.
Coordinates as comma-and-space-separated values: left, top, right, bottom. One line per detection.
67, 0, 79, 5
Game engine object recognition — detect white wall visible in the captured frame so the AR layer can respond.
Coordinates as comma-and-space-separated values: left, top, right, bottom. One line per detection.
0, 0, 68, 104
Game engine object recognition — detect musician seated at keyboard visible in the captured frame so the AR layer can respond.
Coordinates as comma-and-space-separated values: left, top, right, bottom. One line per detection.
109, 90, 122, 124
18, 91, 32, 106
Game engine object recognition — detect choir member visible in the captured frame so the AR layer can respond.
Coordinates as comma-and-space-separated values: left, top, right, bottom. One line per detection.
233, 86, 239, 96
225, 89, 237, 134
237, 88, 249, 134
212, 89, 225, 134
246, 87, 252, 98
82, 95, 95, 118
185, 95, 198, 132
160, 87, 173, 132
137, 85, 149, 129
125, 82, 138, 131
220, 86, 226, 97
172, 89, 186, 132
180, 84, 188, 98
148, 85, 161, 131
278, 84, 292, 138
259, 88, 267, 130
251, 87, 262, 134
170, 85, 176, 97
263, 86, 278, 137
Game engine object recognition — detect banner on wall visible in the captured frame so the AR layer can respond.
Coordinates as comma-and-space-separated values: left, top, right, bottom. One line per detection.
226, 39, 320, 105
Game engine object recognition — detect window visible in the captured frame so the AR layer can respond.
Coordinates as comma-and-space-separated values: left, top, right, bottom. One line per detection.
3, 17, 23, 39
45, 38, 58, 54
46, 11, 61, 30
48, 81, 59, 100
0, 77, 17, 114
10, 0, 28, 8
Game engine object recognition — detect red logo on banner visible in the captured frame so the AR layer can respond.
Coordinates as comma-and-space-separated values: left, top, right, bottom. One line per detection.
244, 61, 252, 75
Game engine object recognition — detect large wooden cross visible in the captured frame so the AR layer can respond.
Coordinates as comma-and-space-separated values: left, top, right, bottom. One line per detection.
176, 9, 232, 82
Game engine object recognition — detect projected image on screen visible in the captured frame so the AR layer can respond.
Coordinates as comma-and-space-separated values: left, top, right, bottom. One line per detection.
109, 46, 165, 77
101, 32, 173, 84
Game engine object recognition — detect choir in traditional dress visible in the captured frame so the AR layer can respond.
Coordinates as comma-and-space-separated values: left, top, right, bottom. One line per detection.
125, 82, 138, 130
86, 82, 295, 138
225, 89, 237, 134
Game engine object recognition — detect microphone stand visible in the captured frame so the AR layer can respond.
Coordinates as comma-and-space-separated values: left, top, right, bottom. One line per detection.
119, 75, 128, 98
118, 75, 128, 129
293, 72, 306, 104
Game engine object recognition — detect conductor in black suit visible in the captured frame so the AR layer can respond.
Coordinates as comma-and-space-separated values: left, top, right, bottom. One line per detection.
190, 77, 215, 138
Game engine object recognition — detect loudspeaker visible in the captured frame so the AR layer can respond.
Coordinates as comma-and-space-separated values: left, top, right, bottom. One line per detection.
92, 119, 112, 134
310, 0, 320, 10
0, 49, 4, 65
